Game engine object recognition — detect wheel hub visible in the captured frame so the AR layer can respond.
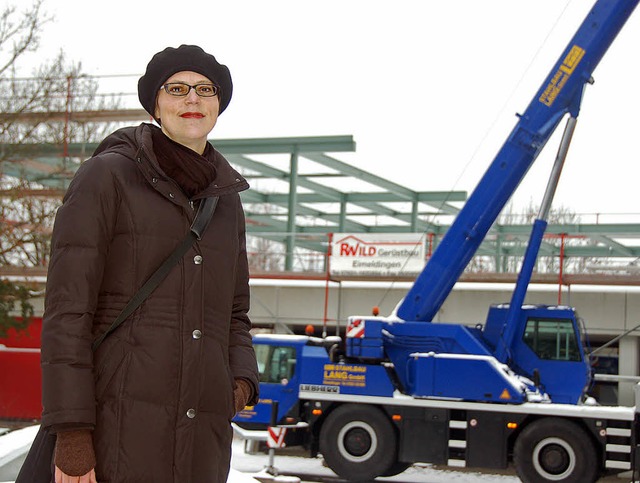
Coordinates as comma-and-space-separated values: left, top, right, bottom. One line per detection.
336, 420, 378, 463
344, 427, 372, 457
532, 437, 576, 481
539, 443, 569, 474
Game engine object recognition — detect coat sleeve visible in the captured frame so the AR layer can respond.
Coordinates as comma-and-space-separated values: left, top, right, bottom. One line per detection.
228, 201, 259, 405
40, 156, 119, 427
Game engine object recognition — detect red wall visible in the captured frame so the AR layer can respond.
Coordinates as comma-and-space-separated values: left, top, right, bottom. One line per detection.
1, 317, 42, 348
0, 317, 43, 420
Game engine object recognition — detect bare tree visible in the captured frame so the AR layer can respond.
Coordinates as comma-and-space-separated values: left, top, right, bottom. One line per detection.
0, 177, 56, 267
0, 0, 49, 78
0, 0, 121, 335
247, 235, 285, 272
465, 201, 588, 275
1, 53, 120, 152
244, 201, 287, 272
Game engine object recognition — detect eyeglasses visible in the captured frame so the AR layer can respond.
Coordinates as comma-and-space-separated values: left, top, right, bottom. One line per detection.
160, 82, 219, 97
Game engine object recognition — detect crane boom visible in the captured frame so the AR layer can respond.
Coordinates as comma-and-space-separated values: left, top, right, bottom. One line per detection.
397, 0, 639, 322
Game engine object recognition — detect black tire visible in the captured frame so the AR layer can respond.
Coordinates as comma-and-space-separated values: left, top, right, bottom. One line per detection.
319, 404, 396, 481
382, 461, 412, 477
514, 418, 598, 483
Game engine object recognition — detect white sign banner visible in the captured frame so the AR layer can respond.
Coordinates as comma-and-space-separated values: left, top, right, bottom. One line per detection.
330, 233, 426, 277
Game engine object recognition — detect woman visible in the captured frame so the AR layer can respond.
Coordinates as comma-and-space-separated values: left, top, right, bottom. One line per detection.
40, 45, 259, 483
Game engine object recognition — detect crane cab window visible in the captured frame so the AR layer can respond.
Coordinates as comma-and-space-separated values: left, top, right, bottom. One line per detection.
254, 344, 297, 384
523, 318, 581, 361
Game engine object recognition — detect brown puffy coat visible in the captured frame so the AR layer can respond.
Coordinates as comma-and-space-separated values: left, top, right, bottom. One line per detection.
40, 123, 259, 482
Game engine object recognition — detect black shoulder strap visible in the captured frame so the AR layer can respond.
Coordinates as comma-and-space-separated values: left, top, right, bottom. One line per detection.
91, 197, 219, 352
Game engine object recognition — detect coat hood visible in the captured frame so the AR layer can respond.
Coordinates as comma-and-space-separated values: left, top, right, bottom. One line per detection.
92, 123, 249, 199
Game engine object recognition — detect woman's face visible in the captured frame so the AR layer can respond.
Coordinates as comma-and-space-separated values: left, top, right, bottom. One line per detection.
154, 70, 220, 154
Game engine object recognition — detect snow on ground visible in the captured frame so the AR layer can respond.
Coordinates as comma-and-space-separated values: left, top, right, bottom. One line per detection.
0, 425, 38, 469
0, 425, 260, 483
230, 438, 521, 483
0, 424, 631, 482
0, 424, 521, 482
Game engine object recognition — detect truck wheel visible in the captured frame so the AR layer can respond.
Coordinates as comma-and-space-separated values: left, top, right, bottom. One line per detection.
319, 404, 396, 481
514, 418, 598, 483
382, 461, 411, 477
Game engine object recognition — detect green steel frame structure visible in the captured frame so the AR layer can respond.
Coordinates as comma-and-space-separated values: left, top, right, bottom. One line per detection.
2, 134, 640, 277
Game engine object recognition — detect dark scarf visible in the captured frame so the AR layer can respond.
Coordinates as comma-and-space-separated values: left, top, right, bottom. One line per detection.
151, 128, 217, 199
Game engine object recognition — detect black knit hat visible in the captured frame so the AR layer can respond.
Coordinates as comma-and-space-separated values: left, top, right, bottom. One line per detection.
138, 44, 233, 119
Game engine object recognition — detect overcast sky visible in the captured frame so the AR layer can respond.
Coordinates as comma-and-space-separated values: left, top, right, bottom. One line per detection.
6, 0, 640, 219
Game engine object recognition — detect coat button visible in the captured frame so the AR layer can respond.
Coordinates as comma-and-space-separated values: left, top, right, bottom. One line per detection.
193, 255, 203, 265
192, 329, 202, 339
186, 408, 196, 419
152, 177, 158, 184
169, 193, 175, 199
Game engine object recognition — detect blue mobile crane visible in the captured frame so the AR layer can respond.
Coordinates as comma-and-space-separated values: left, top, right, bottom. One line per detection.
234, 1, 640, 482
